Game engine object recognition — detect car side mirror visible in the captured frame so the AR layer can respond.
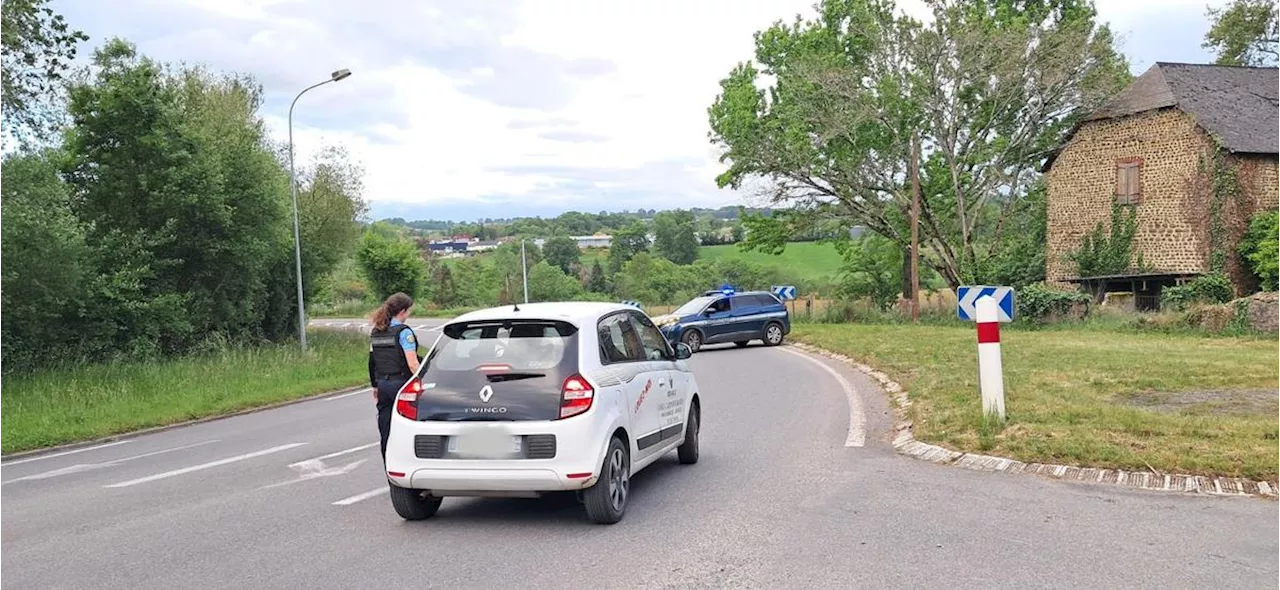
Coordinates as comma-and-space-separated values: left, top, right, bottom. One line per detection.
674, 343, 693, 360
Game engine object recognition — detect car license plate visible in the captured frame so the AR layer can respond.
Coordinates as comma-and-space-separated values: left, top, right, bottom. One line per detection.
448, 432, 522, 457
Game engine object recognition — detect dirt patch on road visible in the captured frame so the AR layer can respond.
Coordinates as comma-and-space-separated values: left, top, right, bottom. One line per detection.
1119, 389, 1279, 417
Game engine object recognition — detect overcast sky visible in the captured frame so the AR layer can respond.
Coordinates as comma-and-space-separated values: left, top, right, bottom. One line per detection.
51, 0, 1230, 221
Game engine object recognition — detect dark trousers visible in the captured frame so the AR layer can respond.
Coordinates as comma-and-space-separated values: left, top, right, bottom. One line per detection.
375, 378, 407, 461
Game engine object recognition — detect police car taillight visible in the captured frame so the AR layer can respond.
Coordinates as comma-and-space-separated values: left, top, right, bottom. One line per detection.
558, 375, 594, 419
396, 379, 422, 420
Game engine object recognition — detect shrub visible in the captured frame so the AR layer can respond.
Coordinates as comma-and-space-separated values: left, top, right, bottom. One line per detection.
1160, 273, 1234, 311
1017, 282, 1092, 323
1239, 210, 1278, 291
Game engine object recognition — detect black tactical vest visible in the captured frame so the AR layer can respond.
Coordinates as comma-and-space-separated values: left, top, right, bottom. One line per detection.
370, 324, 414, 380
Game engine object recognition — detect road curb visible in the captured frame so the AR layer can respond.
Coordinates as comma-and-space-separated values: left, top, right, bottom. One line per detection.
788, 342, 1278, 499
0, 384, 371, 464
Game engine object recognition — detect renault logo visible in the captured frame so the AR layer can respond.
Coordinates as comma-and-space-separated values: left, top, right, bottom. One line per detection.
478, 385, 494, 403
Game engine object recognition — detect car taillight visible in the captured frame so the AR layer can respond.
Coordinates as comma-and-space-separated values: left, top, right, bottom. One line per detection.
396, 379, 421, 420
558, 374, 594, 419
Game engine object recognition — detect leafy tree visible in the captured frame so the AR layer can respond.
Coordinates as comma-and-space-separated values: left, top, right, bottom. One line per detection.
1, 150, 91, 371
429, 261, 460, 308
489, 240, 543, 304
708, 0, 1130, 290
450, 256, 496, 307
295, 144, 369, 294
357, 223, 426, 300
543, 235, 581, 274
652, 209, 700, 264
614, 252, 700, 305
608, 221, 650, 273
63, 39, 297, 347
0, 0, 88, 146
1240, 210, 1278, 291
835, 235, 903, 311
527, 260, 586, 302
1204, 0, 1278, 66
587, 259, 609, 293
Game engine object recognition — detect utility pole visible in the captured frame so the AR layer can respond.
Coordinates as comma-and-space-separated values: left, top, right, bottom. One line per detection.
910, 130, 921, 323
521, 239, 530, 304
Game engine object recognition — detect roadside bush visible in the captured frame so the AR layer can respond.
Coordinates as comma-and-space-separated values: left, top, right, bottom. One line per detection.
1017, 282, 1092, 323
1239, 210, 1278, 291
356, 224, 426, 300
1160, 273, 1234, 311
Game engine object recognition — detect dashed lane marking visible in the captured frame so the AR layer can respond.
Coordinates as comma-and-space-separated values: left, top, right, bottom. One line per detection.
103, 443, 308, 488
324, 388, 371, 401
288, 443, 378, 468
3, 440, 134, 467
5, 440, 220, 484
778, 347, 867, 447
333, 486, 388, 506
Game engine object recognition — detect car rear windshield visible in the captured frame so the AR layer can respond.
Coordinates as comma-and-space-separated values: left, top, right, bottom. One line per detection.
427, 319, 579, 373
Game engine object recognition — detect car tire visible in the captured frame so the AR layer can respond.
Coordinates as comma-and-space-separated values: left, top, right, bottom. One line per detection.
734, 341, 749, 347
677, 404, 699, 465
763, 322, 785, 346
389, 483, 443, 520
583, 436, 630, 525
681, 329, 702, 353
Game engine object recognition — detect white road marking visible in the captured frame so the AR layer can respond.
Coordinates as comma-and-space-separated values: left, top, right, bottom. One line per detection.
2, 440, 133, 467
333, 486, 388, 506
778, 347, 867, 447
324, 388, 371, 401
5, 440, 219, 484
288, 443, 378, 467
341, 322, 353, 327
103, 443, 307, 488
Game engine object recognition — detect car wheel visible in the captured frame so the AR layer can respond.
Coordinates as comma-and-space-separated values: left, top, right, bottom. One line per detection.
681, 330, 702, 353
677, 404, 699, 465
734, 341, 749, 347
583, 437, 630, 524
389, 483, 443, 520
763, 322, 785, 346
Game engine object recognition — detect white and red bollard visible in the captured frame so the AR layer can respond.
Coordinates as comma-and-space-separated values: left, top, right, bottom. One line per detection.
975, 296, 1006, 422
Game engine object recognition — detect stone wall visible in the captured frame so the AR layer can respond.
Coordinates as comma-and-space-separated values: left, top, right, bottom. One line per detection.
1218, 153, 1279, 293
1045, 108, 1216, 286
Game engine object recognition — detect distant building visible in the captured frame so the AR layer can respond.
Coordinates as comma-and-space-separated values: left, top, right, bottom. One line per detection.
573, 234, 612, 249
1043, 62, 1278, 307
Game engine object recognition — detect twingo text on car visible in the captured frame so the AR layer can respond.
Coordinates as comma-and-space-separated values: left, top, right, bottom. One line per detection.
651, 286, 790, 353
383, 301, 702, 524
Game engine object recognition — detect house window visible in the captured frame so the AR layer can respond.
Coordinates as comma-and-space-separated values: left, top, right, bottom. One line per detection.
1115, 157, 1142, 205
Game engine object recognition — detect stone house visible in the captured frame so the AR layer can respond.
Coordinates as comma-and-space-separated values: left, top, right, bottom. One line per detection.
1043, 62, 1278, 308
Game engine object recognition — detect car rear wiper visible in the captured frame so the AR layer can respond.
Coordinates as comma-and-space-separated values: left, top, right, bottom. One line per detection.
485, 372, 545, 383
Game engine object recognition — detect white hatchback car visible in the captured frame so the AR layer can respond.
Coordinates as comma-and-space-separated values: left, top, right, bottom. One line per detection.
383, 302, 702, 524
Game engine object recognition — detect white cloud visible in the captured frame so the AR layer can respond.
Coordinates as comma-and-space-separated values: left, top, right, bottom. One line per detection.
50, 0, 1232, 220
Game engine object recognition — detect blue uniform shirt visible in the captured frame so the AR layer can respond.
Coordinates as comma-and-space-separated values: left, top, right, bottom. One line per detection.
390, 318, 418, 352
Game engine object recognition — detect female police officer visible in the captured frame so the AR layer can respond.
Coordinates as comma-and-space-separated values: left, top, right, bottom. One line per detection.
367, 292, 422, 461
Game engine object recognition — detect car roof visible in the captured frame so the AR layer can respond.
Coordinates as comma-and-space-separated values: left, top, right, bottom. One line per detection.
700, 290, 777, 298
445, 301, 637, 328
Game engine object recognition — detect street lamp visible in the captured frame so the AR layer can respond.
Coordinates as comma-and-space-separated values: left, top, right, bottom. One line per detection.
288, 68, 351, 351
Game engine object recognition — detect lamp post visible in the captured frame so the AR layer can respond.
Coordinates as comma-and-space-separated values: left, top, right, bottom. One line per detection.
288, 68, 351, 350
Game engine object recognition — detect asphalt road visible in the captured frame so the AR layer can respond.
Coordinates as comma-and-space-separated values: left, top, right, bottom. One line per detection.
2, 342, 1276, 589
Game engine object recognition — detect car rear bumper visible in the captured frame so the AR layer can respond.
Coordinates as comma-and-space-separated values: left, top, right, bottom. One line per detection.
384, 411, 615, 494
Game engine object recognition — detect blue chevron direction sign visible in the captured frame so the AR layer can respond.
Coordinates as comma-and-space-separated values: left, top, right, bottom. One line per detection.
771, 285, 798, 301
957, 286, 1015, 322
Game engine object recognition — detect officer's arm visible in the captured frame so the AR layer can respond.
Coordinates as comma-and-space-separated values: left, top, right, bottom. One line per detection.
400, 329, 421, 375
368, 344, 376, 388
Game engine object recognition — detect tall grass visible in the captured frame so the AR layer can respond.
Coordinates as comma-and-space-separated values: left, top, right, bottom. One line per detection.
2, 330, 371, 453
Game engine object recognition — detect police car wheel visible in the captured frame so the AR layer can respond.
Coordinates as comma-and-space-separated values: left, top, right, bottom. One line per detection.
677, 403, 700, 465
681, 330, 702, 353
583, 436, 629, 524
389, 483, 443, 520
763, 322, 785, 346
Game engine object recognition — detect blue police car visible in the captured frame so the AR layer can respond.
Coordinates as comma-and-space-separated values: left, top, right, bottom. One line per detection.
652, 286, 791, 353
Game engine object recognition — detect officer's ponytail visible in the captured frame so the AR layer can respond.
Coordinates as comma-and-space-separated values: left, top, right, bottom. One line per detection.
371, 292, 414, 331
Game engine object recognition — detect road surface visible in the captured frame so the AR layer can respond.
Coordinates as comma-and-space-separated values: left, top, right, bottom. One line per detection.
3, 343, 1275, 589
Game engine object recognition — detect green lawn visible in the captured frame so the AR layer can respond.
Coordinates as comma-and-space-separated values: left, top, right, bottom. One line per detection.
1, 330, 373, 453
698, 242, 842, 282
793, 324, 1279, 480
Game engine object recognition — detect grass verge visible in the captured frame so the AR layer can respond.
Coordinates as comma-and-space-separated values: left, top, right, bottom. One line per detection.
792, 323, 1279, 480
2, 330, 371, 454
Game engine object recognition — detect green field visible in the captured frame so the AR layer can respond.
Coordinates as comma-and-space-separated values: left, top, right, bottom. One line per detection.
793, 324, 1280, 480
697, 242, 842, 282
1, 331, 373, 453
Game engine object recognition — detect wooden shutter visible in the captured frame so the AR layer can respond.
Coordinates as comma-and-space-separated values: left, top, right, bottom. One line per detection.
1115, 158, 1142, 205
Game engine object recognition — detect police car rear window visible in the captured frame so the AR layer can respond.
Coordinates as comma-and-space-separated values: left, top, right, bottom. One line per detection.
431, 320, 578, 372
